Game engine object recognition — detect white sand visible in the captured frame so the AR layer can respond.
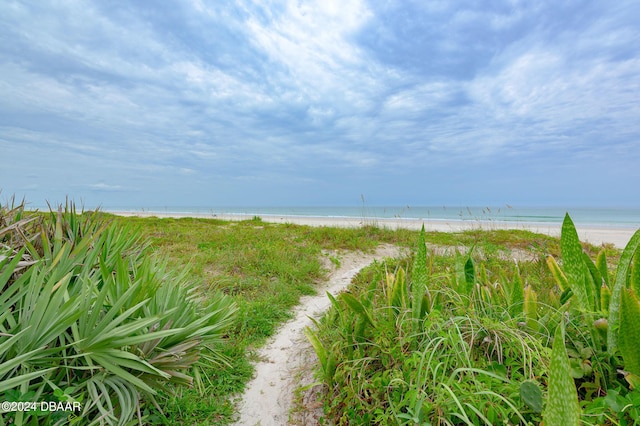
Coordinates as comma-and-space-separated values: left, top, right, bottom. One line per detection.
112, 211, 637, 249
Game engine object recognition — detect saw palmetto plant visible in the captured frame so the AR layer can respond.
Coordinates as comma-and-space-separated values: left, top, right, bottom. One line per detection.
0, 200, 236, 425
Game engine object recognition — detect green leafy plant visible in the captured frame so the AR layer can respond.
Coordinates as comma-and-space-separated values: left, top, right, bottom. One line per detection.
607, 228, 640, 353
520, 379, 543, 413
411, 226, 430, 334
543, 324, 581, 425
619, 288, 640, 379
0, 201, 237, 425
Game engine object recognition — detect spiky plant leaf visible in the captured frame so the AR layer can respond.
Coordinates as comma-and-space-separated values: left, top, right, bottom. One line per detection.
583, 252, 602, 312
0, 247, 27, 289
524, 286, 538, 332
341, 293, 376, 329
631, 250, 640, 295
411, 225, 428, 330
607, 228, 640, 352
619, 288, 640, 376
387, 267, 408, 310
542, 324, 580, 426
0, 366, 56, 394
601, 283, 611, 314
546, 256, 569, 292
464, 254, 475, 291
304, 326, 336, 387
560, 214, 591, 311
596, 249, 610, 287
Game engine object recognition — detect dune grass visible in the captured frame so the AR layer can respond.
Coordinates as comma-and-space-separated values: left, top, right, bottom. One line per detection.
103, 215, 413, 423
104, 214, 573, 424
5, 201, 634, 425
8, 206, 629, 425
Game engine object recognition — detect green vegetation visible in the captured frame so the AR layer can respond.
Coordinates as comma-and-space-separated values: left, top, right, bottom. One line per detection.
4, 198, 637, 425
107, 215, 416, 424
110, 215, 561, 424
307, 217, 640, 425
0, 202, 235, 425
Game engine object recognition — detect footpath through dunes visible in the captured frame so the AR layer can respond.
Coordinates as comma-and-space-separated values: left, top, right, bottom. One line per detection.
233, 244, 404, 426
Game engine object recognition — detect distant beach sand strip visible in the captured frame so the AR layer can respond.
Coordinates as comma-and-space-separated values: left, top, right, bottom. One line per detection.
111, 211, 636, 249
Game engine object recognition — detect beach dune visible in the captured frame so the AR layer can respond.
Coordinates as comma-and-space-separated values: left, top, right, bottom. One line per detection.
112, 211, 637, 249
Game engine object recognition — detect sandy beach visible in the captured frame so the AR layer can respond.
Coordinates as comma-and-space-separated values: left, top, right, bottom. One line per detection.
112, 211, 637, 249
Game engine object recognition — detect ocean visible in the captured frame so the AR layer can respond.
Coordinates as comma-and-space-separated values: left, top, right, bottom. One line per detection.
107, 205, 640, 228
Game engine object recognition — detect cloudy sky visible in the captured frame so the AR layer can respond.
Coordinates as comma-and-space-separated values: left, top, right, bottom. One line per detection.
1, 1, 639, 209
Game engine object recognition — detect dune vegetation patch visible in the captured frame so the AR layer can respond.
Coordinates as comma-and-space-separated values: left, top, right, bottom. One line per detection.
305, 218, 640, 425
4, 199, 636, 425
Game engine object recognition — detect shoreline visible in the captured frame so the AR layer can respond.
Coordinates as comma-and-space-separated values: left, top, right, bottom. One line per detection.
111, 211, 637, 249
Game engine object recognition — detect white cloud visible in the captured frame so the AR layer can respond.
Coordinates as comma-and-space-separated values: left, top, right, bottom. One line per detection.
88, 183, 123, 192
244, 0, 375, 103
381, 81, 461, 118
469, 45, 640, 133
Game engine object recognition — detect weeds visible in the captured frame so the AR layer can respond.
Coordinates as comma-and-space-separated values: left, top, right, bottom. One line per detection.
307, 216, 640, 425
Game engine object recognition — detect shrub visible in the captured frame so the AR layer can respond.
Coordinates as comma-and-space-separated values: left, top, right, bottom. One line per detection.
0, 201, 236, 425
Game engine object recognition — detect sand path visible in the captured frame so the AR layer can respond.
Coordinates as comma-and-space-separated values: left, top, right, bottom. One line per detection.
233, 244, 404, 426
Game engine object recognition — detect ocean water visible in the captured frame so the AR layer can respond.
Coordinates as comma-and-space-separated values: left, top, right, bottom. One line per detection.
110, 205, 640, 228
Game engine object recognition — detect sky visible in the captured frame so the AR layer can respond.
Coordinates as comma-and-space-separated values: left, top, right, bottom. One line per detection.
1, 0, 639, 210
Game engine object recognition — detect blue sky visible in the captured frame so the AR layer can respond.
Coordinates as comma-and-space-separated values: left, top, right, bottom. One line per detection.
1, 1, 639, 209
